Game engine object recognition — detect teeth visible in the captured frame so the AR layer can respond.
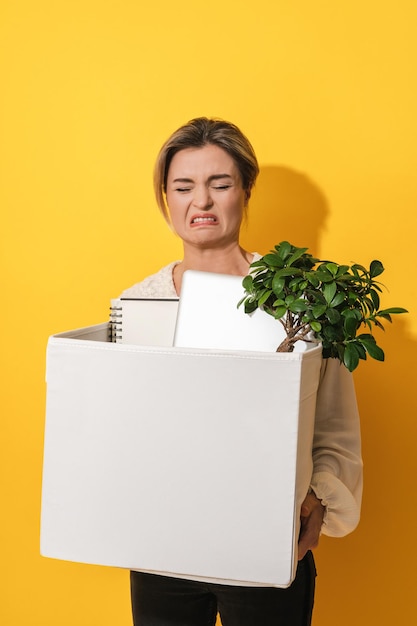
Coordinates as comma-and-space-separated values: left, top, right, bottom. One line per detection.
193, 217, 216, 223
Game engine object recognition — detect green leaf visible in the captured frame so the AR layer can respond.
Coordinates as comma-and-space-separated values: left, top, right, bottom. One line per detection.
364, 341, 385, 361
370, 260, 384, 278
370, 289, 380, 310
378, 307, 408, 315
342, 307, 362, 320
357, 333, 375, 343
323, 325, 339, 341
289, 277, 302, 289
331, 292, 346, 307
258, 289, 273, 307
344, 343, 360, 372
325, 262, 339, 276
237, 295, 246, 308
249, 260, 267, 269
325, 308, 341, 324
306, 273, 320, 288
253, 273, 270, 287
273, 306, 287, 319
263, 253, 284, 267
362, 297, 375, 314
272, 275, 285, 295
244, 299, 258, 314
335, 265, 350, 278
242, 275, 253, 291
376, 312, 392, 323
314, 270, 334, 283
374, 319, 386, 330
347, 291, 359, 304
289, 299, 308, 313
323, 282, 337, 304
276, 241, 292, 259
344, 312, 359, 337
286, 247, 309, 266
275, 267, 302, 277
310, 321, 322, 333
352, 341, 367, 360
357, 334, 385, 361
313, 303, 327, 318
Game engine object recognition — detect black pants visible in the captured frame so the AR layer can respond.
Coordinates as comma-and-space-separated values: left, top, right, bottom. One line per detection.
130, 552, 316, 626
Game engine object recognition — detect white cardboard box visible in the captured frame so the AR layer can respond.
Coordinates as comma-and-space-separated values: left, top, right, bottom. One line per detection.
41, 324, 322, 587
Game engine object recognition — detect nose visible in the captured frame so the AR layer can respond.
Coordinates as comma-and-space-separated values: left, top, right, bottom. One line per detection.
192, 185, 213, 209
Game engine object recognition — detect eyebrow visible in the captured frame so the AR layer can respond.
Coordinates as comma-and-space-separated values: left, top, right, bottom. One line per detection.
172, 174, 234, 183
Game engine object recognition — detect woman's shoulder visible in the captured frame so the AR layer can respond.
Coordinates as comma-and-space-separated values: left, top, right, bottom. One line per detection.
120, 261, 179, 298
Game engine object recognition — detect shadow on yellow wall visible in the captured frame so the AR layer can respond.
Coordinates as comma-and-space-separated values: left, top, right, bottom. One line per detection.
240, 165, 329, 257
241, 163, 416, 622
355, 316, 416, 541
315, 316, 416, 621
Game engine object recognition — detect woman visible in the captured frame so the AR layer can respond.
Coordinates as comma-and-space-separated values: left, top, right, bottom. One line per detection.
122, 117, 363, 626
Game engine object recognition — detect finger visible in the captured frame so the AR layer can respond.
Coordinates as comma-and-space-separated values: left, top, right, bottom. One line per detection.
300, 503, 310, 517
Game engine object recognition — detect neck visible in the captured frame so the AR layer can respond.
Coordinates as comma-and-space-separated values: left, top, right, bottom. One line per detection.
182, 242, 253, 274
173, 243, 253, 295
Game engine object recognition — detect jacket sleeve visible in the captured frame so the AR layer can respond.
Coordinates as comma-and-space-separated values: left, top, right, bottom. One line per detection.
310, 357, 363, 537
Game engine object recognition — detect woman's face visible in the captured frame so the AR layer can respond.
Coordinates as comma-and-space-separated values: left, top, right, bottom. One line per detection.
165, 144, 247, 249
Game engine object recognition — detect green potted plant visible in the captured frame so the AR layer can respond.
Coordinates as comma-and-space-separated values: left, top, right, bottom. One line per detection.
239, 241, 407, 371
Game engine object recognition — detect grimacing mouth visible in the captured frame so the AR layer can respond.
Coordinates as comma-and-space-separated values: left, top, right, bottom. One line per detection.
190, 212, 219, 225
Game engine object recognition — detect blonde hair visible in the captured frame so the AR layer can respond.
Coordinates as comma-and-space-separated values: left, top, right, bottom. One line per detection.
154, 117, 259, 222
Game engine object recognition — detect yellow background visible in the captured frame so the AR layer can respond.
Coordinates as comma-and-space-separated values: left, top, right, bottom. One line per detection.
1, 1, 416, 624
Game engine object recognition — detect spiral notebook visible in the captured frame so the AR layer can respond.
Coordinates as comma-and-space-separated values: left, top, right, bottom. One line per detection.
109, 298, 179, 346
110, 272, 309, 352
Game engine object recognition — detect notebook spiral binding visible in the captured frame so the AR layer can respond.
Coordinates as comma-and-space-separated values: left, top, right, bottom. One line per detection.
109, 301, 123, 343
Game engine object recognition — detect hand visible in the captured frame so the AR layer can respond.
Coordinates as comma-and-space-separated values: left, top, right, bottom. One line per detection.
298, 491, 326, 560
